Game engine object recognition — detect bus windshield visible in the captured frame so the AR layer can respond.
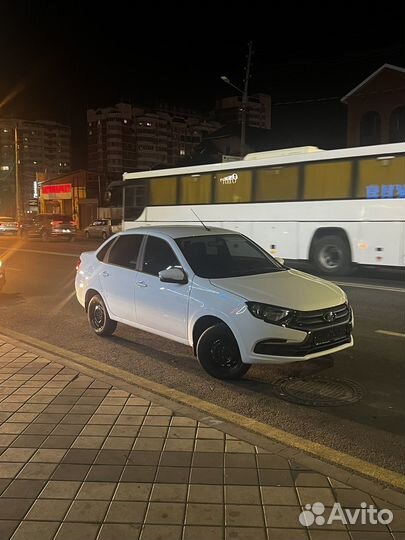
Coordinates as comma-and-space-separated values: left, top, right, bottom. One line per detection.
176, 234, 285, 278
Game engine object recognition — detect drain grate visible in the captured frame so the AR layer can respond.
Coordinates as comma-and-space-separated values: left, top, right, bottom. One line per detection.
273, 376, 364, 406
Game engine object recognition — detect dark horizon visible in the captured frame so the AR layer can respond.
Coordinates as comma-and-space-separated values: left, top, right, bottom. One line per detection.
1, 3, 404, 166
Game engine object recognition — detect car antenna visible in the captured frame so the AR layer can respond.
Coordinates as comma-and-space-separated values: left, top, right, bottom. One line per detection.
190, 208, 210, 231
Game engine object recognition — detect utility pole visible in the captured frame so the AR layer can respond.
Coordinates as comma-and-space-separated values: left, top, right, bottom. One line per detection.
14, 125, 22, 219
240, 41, 253, 157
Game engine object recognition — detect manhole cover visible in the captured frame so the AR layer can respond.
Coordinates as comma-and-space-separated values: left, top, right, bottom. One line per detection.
273, 376, 364, 406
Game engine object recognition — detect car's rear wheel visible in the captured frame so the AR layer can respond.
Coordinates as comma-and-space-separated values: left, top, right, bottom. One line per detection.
87, 294, 117, 336
85, 231, 90, 239
102, 231, 108, 240
196, 323, 251, 380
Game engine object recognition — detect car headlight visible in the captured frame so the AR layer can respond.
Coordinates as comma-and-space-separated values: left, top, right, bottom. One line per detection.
246, 302, 293, 325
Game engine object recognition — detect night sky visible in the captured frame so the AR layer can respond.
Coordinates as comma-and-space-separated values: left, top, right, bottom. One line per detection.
1, 2, 404, 166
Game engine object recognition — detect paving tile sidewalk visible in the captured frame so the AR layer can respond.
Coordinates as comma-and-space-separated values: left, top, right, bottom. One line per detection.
0, 338, 404, 540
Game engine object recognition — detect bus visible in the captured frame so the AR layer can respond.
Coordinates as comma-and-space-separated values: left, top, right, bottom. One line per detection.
120, 142, 405, 276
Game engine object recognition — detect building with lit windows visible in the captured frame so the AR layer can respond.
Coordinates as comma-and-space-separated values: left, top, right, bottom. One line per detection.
0, 118, 71, 215
87, 103, 221, 187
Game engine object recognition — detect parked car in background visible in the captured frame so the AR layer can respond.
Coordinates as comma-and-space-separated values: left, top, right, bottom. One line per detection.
84, 219, 122, 240
0, 216, 18, 235
0, 259, 5, 292
18, 217, 35, 236
21, 213, 77, 241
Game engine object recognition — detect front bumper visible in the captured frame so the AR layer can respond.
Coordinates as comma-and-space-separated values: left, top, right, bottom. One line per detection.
246, 336, 353, 364
236, 304, 354, 365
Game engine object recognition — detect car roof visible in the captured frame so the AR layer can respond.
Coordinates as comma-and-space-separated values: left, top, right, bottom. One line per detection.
120, 225, 237, 239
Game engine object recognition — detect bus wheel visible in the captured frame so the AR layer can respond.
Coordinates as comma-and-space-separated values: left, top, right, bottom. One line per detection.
196, 323, 251, 380
312, 235, 352, 275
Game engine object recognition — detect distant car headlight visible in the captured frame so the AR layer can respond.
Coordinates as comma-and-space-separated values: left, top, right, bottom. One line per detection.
246, 302, 293, 325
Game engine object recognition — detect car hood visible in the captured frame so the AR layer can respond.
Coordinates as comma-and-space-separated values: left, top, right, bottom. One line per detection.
209, 269, 346, 311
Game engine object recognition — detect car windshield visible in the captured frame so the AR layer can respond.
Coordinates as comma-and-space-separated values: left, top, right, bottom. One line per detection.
176, 234, 286, 278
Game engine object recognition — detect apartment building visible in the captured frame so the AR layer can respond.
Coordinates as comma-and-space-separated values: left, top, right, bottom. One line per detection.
0, 118, 71, 214
87, 103, 221, 183
215, 93, 271, 130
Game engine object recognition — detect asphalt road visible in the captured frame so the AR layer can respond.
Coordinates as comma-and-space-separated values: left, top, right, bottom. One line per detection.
0, 235, 404, 474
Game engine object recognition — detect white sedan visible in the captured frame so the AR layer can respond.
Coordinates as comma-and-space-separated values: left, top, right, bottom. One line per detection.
75, 226, 353, 379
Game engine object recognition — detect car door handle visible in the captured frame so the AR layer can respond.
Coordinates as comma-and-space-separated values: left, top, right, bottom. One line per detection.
101, 271, 110, 277
136, 281, 147, 287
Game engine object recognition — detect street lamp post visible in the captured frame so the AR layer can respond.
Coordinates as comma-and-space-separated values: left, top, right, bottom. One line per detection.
14, 125, 22, 219
220, 41, 253, 157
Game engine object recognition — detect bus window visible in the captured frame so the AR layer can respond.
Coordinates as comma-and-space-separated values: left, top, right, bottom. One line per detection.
214, 169, 252, 203
149, 177, 177, 205
124, 183, 146, 220
255, 166, 299, 201
357, 156, 405, 199
180, 174, 212, 204
304, 161, 352, 199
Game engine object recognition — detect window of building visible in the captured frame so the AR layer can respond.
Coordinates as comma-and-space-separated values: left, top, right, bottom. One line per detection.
360, 111, 381, 146
255, 166, 299, 201
304, 161, 352, 200
149, 177, 177, 205
357, 156, 405, 199
214, 169, 252, 203
389, 107, 405, 143
142, 236, 180, 276
180, 174, 212, 204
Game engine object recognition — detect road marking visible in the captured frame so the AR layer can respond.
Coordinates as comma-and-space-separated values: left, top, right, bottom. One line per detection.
376, 330, 405, 338
335, 281, 405, 293
0, 327, 404, 492
1, 248, 78, 258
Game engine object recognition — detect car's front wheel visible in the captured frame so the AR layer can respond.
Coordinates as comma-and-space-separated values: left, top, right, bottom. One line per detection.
196, 323, 251, 380
87, 294, 117, 336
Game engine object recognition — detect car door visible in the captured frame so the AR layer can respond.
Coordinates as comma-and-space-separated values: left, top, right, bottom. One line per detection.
100, 234, 144, 323
136, 235, 190, 342
91, 220, 103, 237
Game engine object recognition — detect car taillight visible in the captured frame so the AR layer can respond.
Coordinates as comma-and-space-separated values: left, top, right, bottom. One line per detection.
51, 220, 63, 226
70, 220, 77, 227
75, 259, 81, 271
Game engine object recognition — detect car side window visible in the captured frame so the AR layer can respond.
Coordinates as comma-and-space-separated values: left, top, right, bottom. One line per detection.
107, 235, 144, 270
142, 236, 180, 276
96, 238, 116, 261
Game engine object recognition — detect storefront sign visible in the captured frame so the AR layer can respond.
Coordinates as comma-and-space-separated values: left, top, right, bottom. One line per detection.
41, 183, 72, 200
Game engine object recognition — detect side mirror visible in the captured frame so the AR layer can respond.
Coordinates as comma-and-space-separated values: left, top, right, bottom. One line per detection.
159, 266, 188, 284
275, 256, 285, 265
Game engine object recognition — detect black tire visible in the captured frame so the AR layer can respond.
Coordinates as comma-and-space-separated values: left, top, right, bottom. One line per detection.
196, 323, 251, 380
102, 231, 108, 241
87, 294, 117, 336
311, 234, 352, 276
85, 231, 90, 239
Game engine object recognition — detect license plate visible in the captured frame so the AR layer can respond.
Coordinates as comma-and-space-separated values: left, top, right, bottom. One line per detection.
313, 325, 348, 345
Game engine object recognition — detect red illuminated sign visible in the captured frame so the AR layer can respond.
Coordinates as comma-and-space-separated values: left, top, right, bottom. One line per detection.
41, 184, 72, 195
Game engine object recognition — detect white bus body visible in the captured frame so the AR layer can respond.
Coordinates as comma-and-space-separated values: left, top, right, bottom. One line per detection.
121, 143, 405, 275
